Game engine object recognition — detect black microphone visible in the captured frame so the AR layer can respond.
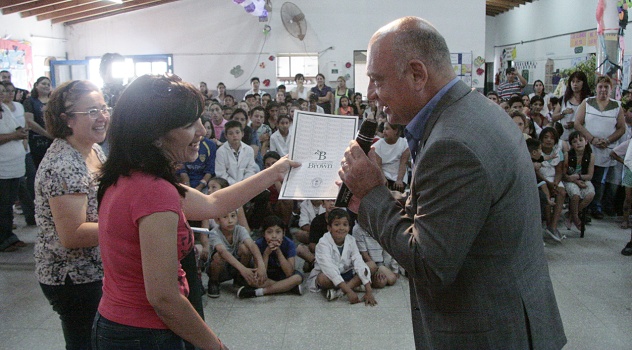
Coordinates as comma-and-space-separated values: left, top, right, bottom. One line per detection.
335, 119, 378, 208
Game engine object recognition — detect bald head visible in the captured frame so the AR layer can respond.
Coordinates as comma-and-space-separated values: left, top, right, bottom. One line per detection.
371, 17, 454, 79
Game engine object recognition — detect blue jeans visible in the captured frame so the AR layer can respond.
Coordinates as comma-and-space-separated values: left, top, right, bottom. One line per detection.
40, 278, 102, 350
92, 312, 185, 350
0, 178, 20, 250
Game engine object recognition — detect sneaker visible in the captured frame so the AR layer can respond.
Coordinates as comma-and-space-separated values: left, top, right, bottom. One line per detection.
553, 228, 565, 240
290, 284, 304, 295
237, 286, 257, 299
545, 227, 562, 242
353, 285, 366, 292
326, 288, 344, 301
622, 242, 632, 256
208, 283, 220, 298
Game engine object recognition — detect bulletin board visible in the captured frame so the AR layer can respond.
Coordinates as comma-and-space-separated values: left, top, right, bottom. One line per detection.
451, 52, 472, 87
0, 39, 34, 90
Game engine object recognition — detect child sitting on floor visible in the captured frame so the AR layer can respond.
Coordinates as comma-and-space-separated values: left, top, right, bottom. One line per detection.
207, 210, 266, 298
352, 224, 398, 288
237, 216, 304, 298
307, 209, 376, 305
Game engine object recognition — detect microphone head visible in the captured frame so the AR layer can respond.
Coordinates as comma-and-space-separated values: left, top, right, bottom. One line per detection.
357, 119, 378, 144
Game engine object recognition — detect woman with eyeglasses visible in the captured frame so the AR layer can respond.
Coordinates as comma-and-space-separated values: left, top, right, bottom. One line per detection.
93, 74, 297, 349
33, 80, 110, 350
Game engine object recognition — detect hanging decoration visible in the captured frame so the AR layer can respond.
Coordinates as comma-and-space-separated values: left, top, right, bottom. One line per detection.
232, 0, 268, 20
268, 55, 275, 61
345, 62, 352, 69
230, 65, 244, 78
263, 79, 271, 87
259, 62, 266, 69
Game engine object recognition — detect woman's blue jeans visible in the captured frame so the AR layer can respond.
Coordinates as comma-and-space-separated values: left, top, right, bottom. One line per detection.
91, 312, 185, 350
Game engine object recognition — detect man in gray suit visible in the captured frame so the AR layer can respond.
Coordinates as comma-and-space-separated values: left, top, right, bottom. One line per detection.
340, 17, 567, 349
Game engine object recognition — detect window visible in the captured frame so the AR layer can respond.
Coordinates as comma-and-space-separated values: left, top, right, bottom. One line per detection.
276, 53, 318, 88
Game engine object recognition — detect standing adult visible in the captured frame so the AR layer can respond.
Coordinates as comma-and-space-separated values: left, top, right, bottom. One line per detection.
552, 71, 591, 141
573, 76, 626, 220
0, 70, 29, 104
529, 79, 552, 115
290, 73, 310, 100
0, 99, 28, 252
243, 77, 261, 100
93, 74, 297, 349
24, 76, 53, 168
216, 82, 227, 105
333, 76, 354, 114
34, 80, 109, 349
497, 67, 527, 100
339, 17, 566, 349
310, 73, 334, 114
2, 81, 36, 226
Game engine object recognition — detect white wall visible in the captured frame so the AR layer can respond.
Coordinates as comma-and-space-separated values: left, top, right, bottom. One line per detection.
65, 0, 487, 92
487, 0, 615, 90
0, 12, 67, 84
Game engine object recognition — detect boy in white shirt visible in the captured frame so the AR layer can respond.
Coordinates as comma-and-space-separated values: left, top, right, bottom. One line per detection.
352, 224, 398, 288
307, 209, 376, 305
214, 120, 259, 185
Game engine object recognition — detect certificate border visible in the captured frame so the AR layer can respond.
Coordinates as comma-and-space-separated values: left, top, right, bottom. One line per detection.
279, 111, 358, 200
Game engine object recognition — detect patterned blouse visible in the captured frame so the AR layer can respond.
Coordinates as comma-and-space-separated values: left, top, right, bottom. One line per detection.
34, 138, 105, 285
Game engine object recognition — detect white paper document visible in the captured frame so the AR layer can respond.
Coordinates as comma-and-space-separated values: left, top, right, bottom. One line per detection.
279, 111, 358, 200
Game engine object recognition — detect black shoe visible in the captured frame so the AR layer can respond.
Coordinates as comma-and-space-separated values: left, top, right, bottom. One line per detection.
237, 286, 257, 299
208, 283, 220, 298
290, 284, 304, 295
592, 211, 604, 219
622, 242, 632, 256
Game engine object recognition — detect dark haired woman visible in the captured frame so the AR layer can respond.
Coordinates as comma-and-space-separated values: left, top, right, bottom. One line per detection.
34, 80, 109, 349
529, 80, 551, 115
94, 74, 297, 349
24, 76, 53, 168
310, 73, 334, 114
552, 71, 592, 141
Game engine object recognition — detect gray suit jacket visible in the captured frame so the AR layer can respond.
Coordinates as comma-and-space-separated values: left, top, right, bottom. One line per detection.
359, 81, 566, 349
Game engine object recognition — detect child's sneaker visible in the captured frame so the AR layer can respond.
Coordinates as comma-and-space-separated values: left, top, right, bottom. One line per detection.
326, 288, 344, 301
208, 283, 220, 298
291, 283, 304, 295
237, 286, 257, 299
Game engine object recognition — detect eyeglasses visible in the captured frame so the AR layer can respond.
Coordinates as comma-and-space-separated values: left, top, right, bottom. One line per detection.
72, 106, 113, 119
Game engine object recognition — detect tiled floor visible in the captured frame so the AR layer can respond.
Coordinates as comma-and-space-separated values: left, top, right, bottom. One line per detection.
1, 212, 631, 350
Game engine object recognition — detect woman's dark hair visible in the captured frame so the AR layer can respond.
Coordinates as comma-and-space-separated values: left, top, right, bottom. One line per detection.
30, 76, 51, 99
563, 71, 591, 104
98, 74, 204, 203
316, 73, 325, 80
539, 126, 559, 145
532, 80, 546, 97
230, 108, 248, 120
45, 80, 101, 139
327, 208, 350, 225
262, 215, 288, 235
294, 73, 304, 82
525, 118, 537, 139
99, 53, 125, 79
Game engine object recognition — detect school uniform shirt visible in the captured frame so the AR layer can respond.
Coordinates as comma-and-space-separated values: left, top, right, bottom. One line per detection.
269, 130, 291, 157
215, 141, 259, 185
298, 200, 326, 228
352, 224, 399, 274
307, 232, 371, 292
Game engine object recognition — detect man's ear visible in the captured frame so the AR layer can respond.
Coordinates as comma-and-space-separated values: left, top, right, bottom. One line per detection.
408, 59, 428, 92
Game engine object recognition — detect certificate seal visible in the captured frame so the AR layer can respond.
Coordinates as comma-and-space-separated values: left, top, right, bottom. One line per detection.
311, 177, 323, 188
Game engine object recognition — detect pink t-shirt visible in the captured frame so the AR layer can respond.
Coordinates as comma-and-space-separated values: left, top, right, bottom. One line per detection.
98, 172, 193, 329
212, 118, 227, 140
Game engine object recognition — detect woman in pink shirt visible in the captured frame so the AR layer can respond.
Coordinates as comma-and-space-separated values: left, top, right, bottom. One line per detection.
94, 74, 297, 350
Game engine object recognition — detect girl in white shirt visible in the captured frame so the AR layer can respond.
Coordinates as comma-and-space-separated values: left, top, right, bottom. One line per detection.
373, 122, 410, 193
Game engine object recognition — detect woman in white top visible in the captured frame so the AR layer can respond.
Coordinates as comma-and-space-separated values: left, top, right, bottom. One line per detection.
290, 73, 310, 100
574, 75, 626, 218
372, 122, 410, 193
551, 71, 591, 141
